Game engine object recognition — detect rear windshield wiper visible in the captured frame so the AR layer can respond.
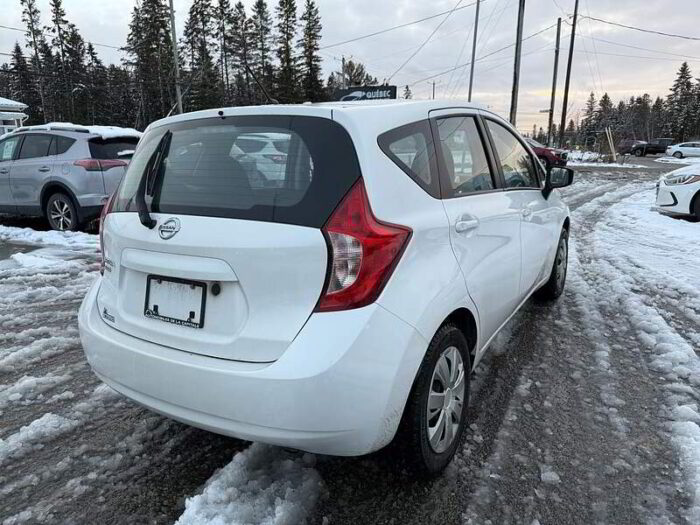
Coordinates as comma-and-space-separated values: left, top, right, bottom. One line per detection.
136, 130, 172, 229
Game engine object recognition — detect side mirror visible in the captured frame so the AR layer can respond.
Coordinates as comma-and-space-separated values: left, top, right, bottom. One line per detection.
543, 166, 574, 198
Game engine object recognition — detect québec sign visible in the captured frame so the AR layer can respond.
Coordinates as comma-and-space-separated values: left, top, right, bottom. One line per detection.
334, 86, 397, 102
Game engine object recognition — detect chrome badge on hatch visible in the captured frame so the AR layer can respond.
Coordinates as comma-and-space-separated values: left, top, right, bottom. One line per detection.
159, 218, 181, 240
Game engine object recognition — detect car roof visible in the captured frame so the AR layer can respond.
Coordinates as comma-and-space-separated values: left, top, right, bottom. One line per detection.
1, 122, 142, 141
146, 99, 498, 133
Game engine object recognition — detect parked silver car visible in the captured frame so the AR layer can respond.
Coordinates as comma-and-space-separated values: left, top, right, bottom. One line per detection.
0, 123, 141, 230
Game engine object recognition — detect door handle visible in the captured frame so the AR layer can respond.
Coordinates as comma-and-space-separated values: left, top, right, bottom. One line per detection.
455, 216, 479, 233
521, 207, 533, 218
38, 166, 51, 172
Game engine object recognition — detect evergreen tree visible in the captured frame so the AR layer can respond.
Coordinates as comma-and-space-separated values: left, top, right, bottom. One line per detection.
231, 1, 254, 105
298, 0, 323, 102
667, 62, 695, 141
9, 42, 41, 124
580, 92, 597, 138
274, 0, 299, 102
250, 0, 274, 101
214, 0, 234, 100
20, 0, 47, 122
125, 0, 176, 128
48, 0, 73, 119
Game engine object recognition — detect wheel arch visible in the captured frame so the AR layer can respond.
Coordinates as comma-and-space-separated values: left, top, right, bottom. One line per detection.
40, 182, 80, 219
443, 308, 478, 359
563, 216, 570, 232
690, 189, 700, 216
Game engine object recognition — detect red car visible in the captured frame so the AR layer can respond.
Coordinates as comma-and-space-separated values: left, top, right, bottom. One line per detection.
526, 138, 568, 167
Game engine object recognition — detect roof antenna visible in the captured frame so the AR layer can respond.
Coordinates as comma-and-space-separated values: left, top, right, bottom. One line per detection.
244, 59, 279, 105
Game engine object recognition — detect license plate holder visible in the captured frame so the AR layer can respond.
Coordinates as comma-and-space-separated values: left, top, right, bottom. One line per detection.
144, 275, 206, 329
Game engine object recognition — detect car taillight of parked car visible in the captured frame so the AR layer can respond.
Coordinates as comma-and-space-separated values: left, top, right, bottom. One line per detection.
99, 193, 116, 275
316, 178, 411, 312
74, 159, 128, 172
263, 154, 287, 164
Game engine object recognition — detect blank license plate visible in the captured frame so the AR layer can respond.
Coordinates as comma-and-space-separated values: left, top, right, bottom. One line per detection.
144, 275, 206, 329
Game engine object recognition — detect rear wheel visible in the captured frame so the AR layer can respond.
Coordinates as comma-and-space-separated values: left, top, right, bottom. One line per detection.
394, 323, 470, 476
46, 193, 79, 231
535, 228, 569, 301
633, 148, 644, 157
693, 193, 700, 220
673, 151, 684, 159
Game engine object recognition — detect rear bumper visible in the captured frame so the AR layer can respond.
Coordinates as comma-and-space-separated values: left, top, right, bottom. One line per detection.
78, 278, 428, 456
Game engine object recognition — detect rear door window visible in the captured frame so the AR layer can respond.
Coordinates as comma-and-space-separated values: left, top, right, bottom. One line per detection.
378, 120, 440, 198
89, 137, 140, 159
435, 116, 495, 197
113, 115, 361, 228
18, 134, 52, 160
0, 136, 22, 162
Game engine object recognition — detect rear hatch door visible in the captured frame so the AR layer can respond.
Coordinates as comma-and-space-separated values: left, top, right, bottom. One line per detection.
97, 112, 361, 363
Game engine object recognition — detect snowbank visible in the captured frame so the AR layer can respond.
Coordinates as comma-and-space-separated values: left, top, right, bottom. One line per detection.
0, 224, 98, 252
176, 443, 322, 525
569, 161, 647, 169
655, 156, 700, 165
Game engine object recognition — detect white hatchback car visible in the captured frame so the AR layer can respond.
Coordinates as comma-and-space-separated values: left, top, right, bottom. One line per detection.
655, 165, 700, 219
79, 100, 573, 474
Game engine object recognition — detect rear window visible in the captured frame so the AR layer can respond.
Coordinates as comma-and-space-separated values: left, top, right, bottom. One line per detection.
89, 137, 140, 159
113, 115, 361, 228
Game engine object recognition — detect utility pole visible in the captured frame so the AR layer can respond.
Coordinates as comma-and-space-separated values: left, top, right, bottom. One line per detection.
547, 17, 562, 146
341, 55, 347, 89
509, 0, 526, 126
467, 0, 481, 102
168, 0, 184, 114
432, 81, 436, 99
559, 0, 579, 147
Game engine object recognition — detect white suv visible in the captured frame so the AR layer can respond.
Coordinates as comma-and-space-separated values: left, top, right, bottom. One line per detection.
79, 101, 573, 474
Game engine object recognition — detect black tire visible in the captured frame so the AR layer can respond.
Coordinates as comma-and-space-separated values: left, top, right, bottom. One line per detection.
46, 192, 79, 232
633, 148, 644, 157
673, 151, 683, 159
535, 228, 569, 301
393, 323, 471, 476
693, 193, 700, 220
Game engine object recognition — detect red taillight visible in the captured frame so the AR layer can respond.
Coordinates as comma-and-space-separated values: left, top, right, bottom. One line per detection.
316, 179, 411, 312
263, 154, 287, 164
74, 159, 127, 172
99, 193, 116, 275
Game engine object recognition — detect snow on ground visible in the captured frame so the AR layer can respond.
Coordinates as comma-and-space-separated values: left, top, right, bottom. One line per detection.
568, 161, 647, 168
566, 150, 601, 162
0, 224, 98, 253
655, 156, 700, 165
176, 444, 322, 525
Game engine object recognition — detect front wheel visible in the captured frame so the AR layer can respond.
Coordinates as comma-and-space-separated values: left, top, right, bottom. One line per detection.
633, 148, 644, 157
46, 193, 79, 231
394, 323, 470, 476
693, 193, 700, 220
535, 228, 569, 301
673, 151, 684, 159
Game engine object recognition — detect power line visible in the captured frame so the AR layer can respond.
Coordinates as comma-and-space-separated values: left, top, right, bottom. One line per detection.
576, 49, 700, 63
388, 0, 466, 82
408, 21, 560, 86
0, 24, 124, 51
319, 0, 484, 50
581, 16, 700, 42
576, 34, 700, 61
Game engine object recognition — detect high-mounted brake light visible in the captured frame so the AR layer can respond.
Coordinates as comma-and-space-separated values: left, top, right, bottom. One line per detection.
75, 159, 127, 172
316, 179, 411, 312
99, 193, 116, 275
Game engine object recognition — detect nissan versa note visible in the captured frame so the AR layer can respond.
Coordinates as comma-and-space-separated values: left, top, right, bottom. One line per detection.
79, 100, 573, 474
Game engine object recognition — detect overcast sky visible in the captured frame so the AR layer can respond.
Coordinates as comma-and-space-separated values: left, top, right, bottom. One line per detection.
2, 0, 699, 132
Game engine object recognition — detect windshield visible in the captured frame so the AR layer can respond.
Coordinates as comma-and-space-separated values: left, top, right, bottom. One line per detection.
112, 115, 361, 228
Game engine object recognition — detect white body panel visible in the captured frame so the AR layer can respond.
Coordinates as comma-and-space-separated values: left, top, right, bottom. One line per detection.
667, 143, 700, 158
79, 99, 570, 456
655, 167, 700, 216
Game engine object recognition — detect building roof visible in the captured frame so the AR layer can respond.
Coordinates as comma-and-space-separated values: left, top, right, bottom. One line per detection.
0, 97, 28, 111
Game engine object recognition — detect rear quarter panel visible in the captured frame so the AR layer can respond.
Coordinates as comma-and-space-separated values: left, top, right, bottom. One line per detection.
332, 110, 481, 351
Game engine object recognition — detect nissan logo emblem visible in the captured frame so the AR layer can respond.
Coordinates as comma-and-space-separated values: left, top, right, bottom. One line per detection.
158, 218, 181, 240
